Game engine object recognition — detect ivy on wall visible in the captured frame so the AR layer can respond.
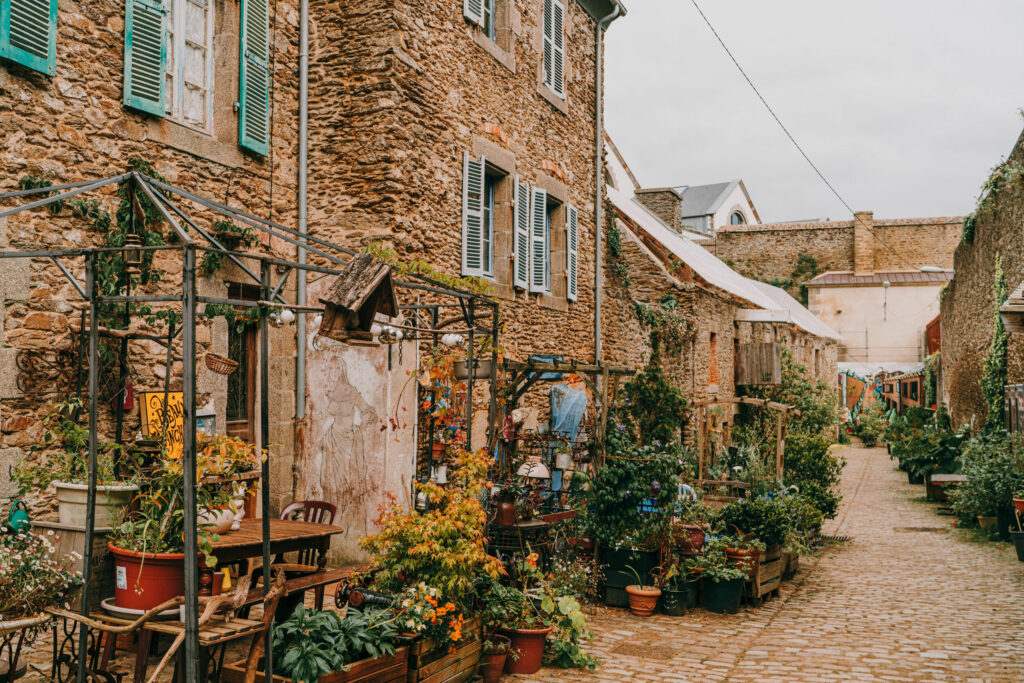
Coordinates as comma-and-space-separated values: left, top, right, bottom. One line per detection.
961, 159, 1024, 245
981, 253, 1009, 431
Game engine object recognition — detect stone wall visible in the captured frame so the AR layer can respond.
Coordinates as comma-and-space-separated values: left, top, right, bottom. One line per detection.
940, 129, 1024, 427
308, 0, 603, 363
0, 0, 301, 514
715, 216, 962, 283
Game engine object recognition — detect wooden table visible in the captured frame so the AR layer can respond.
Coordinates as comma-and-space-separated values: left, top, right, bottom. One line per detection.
204, 519, 344, 595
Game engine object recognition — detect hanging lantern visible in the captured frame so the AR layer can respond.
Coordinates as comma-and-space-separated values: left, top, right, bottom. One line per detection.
123, 233, 144, 276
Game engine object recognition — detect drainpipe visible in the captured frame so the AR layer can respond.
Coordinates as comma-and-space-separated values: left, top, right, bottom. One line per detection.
593, 2, 622, 363
296, 0, 309, 437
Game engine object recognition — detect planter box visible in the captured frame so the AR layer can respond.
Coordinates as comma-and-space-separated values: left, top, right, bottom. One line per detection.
745, 550, 783, 605
781, 551, 799, 579
223, 646, 409, 683
55, 482, 137, 528
407, 616, 482, 683
602, 549, 657, 574
31, 520, 113, 611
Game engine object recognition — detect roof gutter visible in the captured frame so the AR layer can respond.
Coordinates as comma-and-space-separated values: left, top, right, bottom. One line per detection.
593, 1, 623, 364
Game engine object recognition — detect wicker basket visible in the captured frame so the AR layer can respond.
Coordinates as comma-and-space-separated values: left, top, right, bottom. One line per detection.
205, 353, 239, 376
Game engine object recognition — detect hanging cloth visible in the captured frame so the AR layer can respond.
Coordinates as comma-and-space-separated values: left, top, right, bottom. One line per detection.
549, 383, 587, 440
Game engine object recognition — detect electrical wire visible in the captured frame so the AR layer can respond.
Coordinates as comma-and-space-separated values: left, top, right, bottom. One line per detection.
689, 0, 922, 273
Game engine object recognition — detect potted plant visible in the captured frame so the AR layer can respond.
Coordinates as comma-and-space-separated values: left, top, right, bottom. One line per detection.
718, 497, 793, 555
1, 530, 83, 626
210, 220, 257, 251
15, 398, 140, 528
480, 635, 513, 683
653, 558, 687, 617
623, 564, 660, 617
722, 536, 765, 580
223, 604, 406, 683
701, 562, 748, 614
108, 434, 263, 609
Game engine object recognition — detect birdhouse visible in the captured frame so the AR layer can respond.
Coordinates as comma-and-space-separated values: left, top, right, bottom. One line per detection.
318, 254, 400, 344
1001, 283, 1024, 334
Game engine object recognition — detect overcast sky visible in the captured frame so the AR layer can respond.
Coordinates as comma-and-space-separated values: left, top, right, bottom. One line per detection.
604, 0, 1024, 223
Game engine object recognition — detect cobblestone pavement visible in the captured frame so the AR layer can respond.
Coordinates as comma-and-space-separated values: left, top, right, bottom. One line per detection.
525, 445, 1024, 682
17, 446, 1024, 682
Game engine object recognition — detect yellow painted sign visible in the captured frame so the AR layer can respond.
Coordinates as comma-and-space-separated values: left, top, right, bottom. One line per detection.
141, 391, 184, 458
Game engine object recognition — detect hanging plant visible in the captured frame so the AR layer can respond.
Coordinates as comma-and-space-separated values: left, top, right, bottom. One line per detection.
199, 220, 259, 276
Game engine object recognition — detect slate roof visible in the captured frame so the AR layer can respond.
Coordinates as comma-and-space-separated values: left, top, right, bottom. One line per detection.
675, 181, 739, 218
806, 271, 954, 287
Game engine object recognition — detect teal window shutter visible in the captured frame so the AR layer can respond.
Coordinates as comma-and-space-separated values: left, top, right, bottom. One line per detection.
239, 0, 269, 156
123, 0, 167, 116
0, 0, 58, 76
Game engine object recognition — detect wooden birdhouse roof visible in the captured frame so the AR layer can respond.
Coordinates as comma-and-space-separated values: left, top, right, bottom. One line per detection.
319, 253, 399, 318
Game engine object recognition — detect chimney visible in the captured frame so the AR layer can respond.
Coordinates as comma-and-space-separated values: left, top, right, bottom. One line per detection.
634, 187, 684, 234
853, 210, 874, 275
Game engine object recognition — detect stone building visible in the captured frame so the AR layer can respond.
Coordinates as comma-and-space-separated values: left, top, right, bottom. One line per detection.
715, 213, 961, 363
634, 179, 760, 237
941, 128, 1024, 428
602, 142, 839, 426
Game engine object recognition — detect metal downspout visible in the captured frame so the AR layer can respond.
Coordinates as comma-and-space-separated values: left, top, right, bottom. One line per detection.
594, 3, 622, 363
297, 0, 309, 446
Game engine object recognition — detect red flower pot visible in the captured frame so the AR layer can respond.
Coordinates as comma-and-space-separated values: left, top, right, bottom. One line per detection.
725, 547, 759, 579
481, 635, 511, 683
1013, 498, 1024, 516
503, 626, 553, 675
109, 544, 186, 611
679, 524, 706, 555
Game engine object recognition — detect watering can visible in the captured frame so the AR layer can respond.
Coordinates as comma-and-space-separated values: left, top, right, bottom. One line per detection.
7, 501, 30, 533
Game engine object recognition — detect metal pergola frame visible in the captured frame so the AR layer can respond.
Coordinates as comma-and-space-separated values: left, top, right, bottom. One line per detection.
0, 172, 499, 683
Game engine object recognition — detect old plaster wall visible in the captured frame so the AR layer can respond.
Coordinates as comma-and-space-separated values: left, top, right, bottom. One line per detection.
299, 279, 418, 563
940, 129, 1024, 427
308, 0, 602, 363
0, 0, 301, 513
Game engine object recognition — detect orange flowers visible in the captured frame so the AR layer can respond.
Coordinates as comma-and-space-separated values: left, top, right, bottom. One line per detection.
526, 552, 539, 568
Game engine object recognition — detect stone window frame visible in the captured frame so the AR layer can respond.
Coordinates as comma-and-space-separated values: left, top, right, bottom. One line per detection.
534, 172, 570, 311
470, 0, 517, 73
472, 137, 517, 297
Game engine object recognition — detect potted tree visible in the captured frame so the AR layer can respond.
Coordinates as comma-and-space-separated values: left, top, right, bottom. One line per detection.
15, 398, 140, 528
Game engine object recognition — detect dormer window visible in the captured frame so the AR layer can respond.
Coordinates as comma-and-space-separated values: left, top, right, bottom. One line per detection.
730, 211, 745, 225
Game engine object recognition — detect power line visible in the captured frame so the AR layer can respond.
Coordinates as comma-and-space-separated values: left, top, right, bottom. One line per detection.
689, 0, 920, 272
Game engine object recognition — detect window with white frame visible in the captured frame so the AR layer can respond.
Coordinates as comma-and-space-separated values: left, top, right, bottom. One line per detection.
164, 0, 214, 131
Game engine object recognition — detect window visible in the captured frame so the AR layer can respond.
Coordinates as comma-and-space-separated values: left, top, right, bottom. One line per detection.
910, 381, 919, 401
730, 211, 745, 225
0, 0, 58, 76
542, 0, 565, 98
165, 0, 214, 130
708, 332, 719, 387
482, 0, 495, 40
482, 174, 496, 277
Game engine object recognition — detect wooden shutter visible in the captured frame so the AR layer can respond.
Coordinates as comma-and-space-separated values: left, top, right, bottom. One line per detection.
735, 343, 781, 386
123, 0, 167, 116
542, 0, 553, 90
566, 203, 579, 302
0, 0, 57, 75
239, 0, 270, 156
513, 175, 531, 290
463, 0, 483, 26
551, 0, 565, 97
461, 152, 486, 277
530, 186, 548, 293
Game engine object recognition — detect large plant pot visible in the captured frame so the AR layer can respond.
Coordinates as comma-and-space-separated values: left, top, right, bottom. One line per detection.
996, 507, 1014, 542
55, 482, 138, 528
603, 548, 658, 573
725, 547, 759, 579
978, 515, 997, 530
907, 470, 924, 485
683, 578, 700, 609
494, 501, 516, 526
625, 585, 660, 617
108, 544, 185, 611
678, 524, 706, 555
1012, 530, 1024, 562
481, 635, 510, 683
702, 578, 745, 614
1013, 498, 1024, 516
660, 587, 688, 616
504, 626, 552, 675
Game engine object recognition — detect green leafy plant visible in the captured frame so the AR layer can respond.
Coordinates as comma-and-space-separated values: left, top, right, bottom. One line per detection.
199, 220, 259, 275
717, 496, 792, 548
272, 606, 398, 683
981, 253, 1009, 432
950, 431, 1024, 523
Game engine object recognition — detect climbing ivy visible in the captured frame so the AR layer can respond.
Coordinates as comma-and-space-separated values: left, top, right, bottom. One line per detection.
361, 243, 494, 297
924, 351, 939, 409
634, 299, 693, 355
606, 221, 629, 286
981, 253, 1009, 431
766, 251, 820, 305
199, 220, 259, 276
961, 159, 1024, 245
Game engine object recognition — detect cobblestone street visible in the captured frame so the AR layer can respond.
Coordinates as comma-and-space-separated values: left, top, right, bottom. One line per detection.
527, 445, 1024, 682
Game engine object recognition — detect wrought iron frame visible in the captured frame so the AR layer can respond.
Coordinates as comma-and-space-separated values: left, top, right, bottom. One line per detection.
0, 172, 500, 683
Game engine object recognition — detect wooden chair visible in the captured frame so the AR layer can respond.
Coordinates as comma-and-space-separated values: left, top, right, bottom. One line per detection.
251, 500, 337, 611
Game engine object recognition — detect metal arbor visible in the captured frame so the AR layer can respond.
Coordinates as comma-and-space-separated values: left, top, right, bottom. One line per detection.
0, 171, 499, 683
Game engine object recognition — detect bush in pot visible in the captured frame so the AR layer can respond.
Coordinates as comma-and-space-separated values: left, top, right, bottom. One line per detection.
14, 398, 141, 528
717, 496, 793, 551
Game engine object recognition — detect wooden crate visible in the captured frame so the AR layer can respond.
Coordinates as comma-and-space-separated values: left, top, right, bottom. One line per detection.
782, 551, 800, 578
745, 549, 783, 605
223, 646, 409, 683
407, 616, 482, 683
32, 520, 114, 611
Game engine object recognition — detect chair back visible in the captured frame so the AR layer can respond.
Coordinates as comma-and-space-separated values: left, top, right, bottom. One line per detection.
279, 500, 337, 566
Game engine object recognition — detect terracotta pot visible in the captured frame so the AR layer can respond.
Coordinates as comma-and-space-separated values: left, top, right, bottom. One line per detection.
625, 585, 661, 617
978, 515, 997, 529
109, 544, 185, 611
431, 441, 449, 460
679, 524, 706, 555
503, 626, 552, 675
1013, 498, 1024, 516
481, 635, 510, 683
495, 501, 516, 526
725, 547, 759, 579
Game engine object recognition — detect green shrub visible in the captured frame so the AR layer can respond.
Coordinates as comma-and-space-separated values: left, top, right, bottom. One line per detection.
950, 431, 1024, 522
716, 496, 792, 547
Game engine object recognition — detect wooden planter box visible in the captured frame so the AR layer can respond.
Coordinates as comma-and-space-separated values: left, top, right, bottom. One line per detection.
406, 616, 482, 683
32, 520, 114, 611
222, 646, 409, 683
781, 550, 800, 579
745, 547, 783, 606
